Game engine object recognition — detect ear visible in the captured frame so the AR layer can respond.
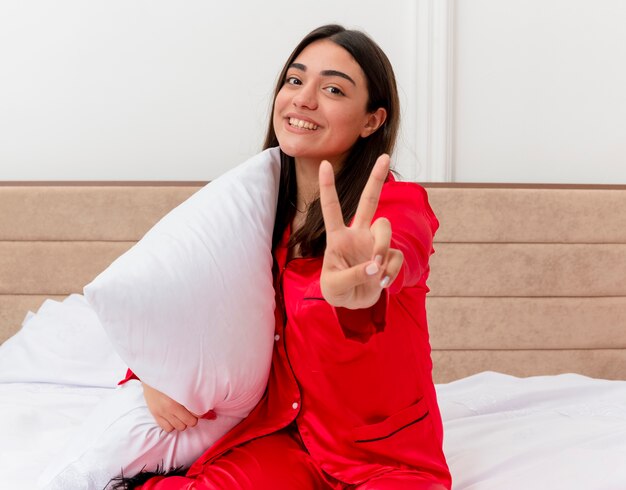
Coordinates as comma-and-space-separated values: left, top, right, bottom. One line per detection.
360, 107, 387, 138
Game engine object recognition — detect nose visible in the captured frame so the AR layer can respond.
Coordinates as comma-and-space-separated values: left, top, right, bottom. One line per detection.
292, 84, 318, 110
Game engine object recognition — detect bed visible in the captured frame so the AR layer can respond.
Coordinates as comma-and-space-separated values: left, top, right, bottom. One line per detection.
1, 181, 625, 489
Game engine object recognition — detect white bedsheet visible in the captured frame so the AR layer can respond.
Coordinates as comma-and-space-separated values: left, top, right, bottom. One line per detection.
1, 295, 625, 489
438, 372, 626, 489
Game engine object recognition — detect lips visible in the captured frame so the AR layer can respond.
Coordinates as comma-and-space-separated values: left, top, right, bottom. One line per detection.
287, 117, 319, 130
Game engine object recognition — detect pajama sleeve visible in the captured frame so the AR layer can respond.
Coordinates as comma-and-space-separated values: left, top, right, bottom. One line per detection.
118, 368, 139, 385
334, 180, 439, 341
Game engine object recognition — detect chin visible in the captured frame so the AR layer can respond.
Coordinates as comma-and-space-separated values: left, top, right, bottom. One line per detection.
277, 143, 297, 158
277, 140, 315, 160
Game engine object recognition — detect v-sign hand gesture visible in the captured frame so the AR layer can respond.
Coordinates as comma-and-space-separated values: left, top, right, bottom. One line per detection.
319, 154, 404, 310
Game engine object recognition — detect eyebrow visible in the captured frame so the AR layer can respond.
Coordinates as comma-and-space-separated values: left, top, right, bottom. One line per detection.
289, 62, 356, 86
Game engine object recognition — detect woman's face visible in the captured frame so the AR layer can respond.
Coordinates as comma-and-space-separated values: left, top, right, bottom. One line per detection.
273, 40, 380, 167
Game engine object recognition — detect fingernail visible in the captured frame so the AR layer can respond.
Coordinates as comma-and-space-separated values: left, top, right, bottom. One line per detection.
374, 255, 383, 265
366, 262, 379, 276
380, 276, 391, 288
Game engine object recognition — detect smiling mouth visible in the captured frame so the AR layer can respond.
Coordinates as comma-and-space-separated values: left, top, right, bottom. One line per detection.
288, 117, 319, 130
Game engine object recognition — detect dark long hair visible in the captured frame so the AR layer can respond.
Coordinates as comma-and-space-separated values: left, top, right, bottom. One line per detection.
264, 24, 400, 257
105, 26, 400, 490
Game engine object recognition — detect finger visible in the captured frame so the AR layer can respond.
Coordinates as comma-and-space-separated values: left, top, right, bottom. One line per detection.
318, 160, 345, 233
168, 413, 189, 432
156, 416, 175, 433
175, 407, 199, 428
352, 154, 390, 229
370, 217, 392, 264
379, 249, 404, 289
324, 258, 380, 299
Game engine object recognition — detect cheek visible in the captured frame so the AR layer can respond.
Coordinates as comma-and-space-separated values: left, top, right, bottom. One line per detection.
273, 89, 289, 114
330, 110, 366, 142
272, 92, 288, 128
272, 108, 280, 132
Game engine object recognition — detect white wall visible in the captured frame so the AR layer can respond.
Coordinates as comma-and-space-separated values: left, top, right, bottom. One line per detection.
2, 1, 625, 183
453, 0, 626, 184
0, 0, 420, 181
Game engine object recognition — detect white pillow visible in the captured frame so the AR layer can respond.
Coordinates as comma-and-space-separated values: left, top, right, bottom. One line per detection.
83, 147, 280, 417
37, 380, 243, 490
0, 294, 125, 388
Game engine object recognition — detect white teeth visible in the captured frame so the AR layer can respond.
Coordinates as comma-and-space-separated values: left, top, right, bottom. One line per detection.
289, 117, 318, 130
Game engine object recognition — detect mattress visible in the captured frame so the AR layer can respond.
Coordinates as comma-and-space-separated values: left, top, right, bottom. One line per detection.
1, 295, 625, 489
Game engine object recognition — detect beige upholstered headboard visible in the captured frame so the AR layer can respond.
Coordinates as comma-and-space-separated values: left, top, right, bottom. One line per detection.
426, 184, 626, 382
1, 182, 625, 383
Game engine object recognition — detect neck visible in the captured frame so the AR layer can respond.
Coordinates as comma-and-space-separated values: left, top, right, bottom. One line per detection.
294, 158, 319, 211
293, 156, 342, 211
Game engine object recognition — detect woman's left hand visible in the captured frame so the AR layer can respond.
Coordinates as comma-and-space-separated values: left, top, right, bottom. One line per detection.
319, 154, 404, 309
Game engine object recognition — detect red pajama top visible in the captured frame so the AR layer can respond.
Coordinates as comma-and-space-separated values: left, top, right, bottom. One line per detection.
183, 178, 451, 487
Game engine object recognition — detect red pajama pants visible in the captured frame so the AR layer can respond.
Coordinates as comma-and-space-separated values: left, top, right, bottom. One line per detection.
139, 427, 448, 490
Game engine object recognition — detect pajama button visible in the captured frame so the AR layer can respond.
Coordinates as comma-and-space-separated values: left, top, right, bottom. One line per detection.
274, 334, 280, 341
292, 402, 299, 410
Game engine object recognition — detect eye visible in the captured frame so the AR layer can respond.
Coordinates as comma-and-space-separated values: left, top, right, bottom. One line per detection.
324, 86, 345, 96
285, 76, 302, 86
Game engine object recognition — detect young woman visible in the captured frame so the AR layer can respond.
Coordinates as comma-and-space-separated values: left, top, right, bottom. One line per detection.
119, 24, 451, 490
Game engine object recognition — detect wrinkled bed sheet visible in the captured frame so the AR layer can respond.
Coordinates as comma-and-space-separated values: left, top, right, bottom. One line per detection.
1, 295, 626, 489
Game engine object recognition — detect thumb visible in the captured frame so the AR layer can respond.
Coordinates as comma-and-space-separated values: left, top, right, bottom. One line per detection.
321, 259, 381, 302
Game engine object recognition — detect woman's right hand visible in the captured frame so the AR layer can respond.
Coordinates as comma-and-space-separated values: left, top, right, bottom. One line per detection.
319, 154, 404, 310
142, 382, 198, 433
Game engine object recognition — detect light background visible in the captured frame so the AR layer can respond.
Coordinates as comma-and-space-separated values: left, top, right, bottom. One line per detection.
1, 0, 624, 183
